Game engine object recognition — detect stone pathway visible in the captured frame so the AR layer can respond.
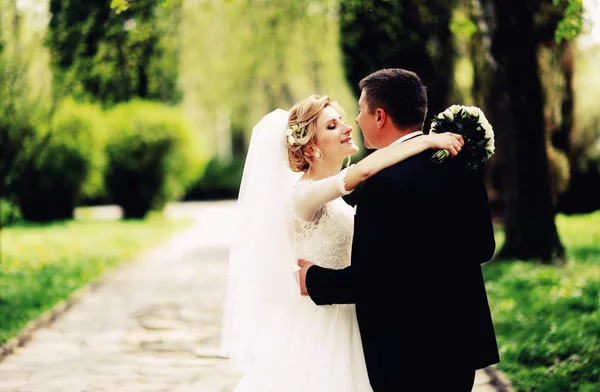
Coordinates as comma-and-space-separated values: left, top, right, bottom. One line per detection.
0, 201, 502, 391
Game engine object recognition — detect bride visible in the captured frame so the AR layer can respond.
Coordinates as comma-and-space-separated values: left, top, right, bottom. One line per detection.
220, 95, 463, 391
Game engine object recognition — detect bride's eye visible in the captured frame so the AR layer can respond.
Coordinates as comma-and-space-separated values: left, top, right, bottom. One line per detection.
328, 123, 336, 130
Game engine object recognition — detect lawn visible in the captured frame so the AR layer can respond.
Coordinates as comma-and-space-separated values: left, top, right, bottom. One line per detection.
0, 216, 193, 345
484, 211, 600, 392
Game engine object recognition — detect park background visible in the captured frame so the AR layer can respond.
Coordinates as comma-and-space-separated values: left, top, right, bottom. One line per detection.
1, 0, 600, 391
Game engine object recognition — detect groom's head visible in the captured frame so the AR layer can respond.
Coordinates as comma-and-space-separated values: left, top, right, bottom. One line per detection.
355, 68, 428, 149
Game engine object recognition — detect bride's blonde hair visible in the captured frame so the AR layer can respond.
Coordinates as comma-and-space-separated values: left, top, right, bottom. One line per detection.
286, 95, 345, 172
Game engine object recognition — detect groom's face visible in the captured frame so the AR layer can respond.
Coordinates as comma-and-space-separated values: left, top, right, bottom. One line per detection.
356, 89, 378, 149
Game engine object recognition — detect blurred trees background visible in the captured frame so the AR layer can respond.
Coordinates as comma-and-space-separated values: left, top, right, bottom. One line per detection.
1, 0, 600, 261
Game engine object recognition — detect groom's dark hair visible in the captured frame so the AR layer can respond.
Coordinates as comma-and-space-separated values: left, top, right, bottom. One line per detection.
359, 68, 428, 129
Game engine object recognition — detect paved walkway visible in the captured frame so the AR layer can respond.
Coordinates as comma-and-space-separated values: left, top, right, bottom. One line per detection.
0, 201, 500, 391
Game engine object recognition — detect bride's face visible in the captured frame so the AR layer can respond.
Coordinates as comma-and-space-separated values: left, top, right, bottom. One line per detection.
314, 106, 359, 160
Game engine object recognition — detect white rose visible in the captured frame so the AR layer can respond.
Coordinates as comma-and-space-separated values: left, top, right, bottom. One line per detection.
442, 108, 454, 121
449, 104, 462, 114
481, 120, 494, 139
285, 128, 293, 136
486, 133, 495, 156
465, 106, 481, 117
287, 135, 296, 145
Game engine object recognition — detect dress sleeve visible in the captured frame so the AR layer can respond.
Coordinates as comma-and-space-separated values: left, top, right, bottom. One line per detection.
293, 166, 354, 221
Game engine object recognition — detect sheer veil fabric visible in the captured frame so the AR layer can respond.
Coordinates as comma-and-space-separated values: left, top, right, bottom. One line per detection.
219, 109, 303, 371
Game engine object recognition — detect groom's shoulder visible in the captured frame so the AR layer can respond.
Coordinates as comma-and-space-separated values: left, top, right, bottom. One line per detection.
376, 149, 435, 182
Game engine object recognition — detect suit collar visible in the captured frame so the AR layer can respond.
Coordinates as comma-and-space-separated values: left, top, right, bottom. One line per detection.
390, 131, 424, 146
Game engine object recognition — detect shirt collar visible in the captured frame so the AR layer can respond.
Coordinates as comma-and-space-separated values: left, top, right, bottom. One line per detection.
390, 131, 424, 146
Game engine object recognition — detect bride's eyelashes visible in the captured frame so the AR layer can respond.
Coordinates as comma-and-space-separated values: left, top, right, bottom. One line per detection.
327, 118, 347, 130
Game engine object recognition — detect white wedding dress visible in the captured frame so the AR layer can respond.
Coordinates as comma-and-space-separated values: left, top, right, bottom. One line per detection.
232, 177, 373, 392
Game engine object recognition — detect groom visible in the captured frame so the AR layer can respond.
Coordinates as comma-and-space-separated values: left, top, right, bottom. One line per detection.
298, 68, 499, 391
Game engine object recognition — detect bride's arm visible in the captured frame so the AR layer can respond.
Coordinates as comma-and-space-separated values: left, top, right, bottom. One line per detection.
346, 133, 462, 191
293, 133, 463, 221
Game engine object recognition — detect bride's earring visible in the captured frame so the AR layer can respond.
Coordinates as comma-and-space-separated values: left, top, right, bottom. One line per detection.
314, 151, 322, 159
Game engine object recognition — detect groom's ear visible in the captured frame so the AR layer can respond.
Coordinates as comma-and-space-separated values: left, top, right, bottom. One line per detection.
375, 108, 386, 129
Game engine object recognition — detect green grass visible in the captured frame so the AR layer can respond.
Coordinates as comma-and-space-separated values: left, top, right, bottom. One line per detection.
484, 211, 600, 392
0, 216, 193, 345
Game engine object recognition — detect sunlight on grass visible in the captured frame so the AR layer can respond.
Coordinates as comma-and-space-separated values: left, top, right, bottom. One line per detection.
0, 217, 193, 345
484, 211, 600, 391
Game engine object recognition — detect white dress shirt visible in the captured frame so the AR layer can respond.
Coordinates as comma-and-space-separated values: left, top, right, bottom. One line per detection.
390, 131, 424, 146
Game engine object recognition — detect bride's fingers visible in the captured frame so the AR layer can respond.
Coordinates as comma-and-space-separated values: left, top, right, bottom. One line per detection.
447, 141, 459, 156
450, 133, 464, 146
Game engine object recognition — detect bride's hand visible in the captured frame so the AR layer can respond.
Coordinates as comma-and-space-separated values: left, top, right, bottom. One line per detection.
427, 133, 464, 157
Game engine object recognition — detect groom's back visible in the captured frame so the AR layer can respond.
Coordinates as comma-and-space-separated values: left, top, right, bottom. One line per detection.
352, 148, 498, 388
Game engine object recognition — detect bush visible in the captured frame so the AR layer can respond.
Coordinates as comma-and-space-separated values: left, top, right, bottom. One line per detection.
105, 101, 203, 218
11, 99, 104, 221
0, 199, 22, 227
0, 106, 50, 200
183, 157, 244, 200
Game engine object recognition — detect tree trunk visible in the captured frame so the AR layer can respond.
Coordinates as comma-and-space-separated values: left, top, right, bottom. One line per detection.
554, 40, 575, 153
482, 0, 564, 263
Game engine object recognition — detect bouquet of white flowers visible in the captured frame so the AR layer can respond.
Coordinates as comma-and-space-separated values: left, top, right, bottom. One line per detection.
429, 105, 495, 172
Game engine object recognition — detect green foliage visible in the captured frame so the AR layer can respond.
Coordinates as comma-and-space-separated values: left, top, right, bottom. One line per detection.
111, 0, 172, 13
0, 0, 55, 199
339, 0, 458, 120
184, 157, 245, 200
0, 216, 192, 345
553, 0, 584, 42
11, 100, 105, 222
0, 108, 51, 200
110, 0, 129, 14
104, 101, 204, 218
0, 199, 22, 227
180, 0, 358, 163
484, 211, 600, 391
56, 99, 109, 202
48, 0, 181, 104
450, 5, 478, 40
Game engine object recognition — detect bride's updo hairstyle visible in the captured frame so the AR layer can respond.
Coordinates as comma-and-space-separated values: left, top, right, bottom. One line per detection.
286, 95, 344, 172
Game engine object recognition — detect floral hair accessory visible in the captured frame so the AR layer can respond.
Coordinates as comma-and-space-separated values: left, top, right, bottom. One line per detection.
285, 124, 308, 146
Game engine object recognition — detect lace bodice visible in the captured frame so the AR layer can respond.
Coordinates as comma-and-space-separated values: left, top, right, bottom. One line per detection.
293, 180, 355, 270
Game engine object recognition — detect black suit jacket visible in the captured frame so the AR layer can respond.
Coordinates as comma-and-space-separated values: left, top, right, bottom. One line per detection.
306, 149, 499, 390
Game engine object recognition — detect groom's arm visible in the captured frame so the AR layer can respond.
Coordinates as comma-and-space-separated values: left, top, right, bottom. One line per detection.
472, 176, 495, 263
459, 169, 496, 264
306, 175, 403, 305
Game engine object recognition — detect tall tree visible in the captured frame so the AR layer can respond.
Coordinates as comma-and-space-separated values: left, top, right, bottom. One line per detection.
0, 0, 55, 200
179, 0, 356, 158
473, 0, 566, 263
338, 0, 459, 126
47, 0, 181, 104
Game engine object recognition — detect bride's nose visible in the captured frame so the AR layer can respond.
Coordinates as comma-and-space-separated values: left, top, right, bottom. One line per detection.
342, 124, 352, 134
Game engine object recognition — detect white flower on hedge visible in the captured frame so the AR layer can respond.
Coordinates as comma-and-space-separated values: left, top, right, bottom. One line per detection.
287, 135, 296, 146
